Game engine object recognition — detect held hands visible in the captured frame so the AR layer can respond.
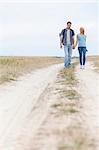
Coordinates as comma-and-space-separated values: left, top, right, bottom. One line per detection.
72, 44, 76, 49
60, 43, 76, 49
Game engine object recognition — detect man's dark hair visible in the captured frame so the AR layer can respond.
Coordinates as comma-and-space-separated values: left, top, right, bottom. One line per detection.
67, 21, 72, 25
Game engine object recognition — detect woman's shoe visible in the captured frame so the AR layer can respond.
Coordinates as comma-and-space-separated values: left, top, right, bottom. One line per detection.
82, 65, 85, 69
80, 65, 82, 69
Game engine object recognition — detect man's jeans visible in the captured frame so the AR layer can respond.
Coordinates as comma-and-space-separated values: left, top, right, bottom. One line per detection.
64, 44, 72, 67
78, 47, 86, 65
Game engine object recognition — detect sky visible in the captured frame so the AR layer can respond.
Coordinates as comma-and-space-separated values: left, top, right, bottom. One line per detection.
0, 0, 98, 56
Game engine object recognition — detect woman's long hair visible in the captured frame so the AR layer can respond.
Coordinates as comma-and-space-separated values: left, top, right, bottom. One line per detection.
80, 27, 85, 35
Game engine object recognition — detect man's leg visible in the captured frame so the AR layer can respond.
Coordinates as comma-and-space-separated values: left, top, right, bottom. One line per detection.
68, 45, 72, 65
64, 45, 69, 67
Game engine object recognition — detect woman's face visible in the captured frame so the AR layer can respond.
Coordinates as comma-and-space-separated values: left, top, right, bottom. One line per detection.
80, 28, 84, 33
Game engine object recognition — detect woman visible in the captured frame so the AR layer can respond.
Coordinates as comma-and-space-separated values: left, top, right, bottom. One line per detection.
74, 27, 87, 69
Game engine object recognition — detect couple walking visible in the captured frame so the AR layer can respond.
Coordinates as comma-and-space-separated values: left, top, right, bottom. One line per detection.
59, 21, 87, 69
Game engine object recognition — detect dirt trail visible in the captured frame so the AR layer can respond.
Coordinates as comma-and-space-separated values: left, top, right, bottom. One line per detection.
0, 61, 99, 150
30, 62, 99, 150
76, 62, 99, 149
0, 63, 63, 150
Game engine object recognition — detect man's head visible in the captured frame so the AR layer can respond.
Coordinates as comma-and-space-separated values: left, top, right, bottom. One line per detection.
67, 21, 72, 29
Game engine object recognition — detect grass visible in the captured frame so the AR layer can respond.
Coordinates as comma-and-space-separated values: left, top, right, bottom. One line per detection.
58, 125, 96, 150
59, 63, 78, 86
87, 56, 99, 73
61, 106, 78, 114
52, 57, 96, 149
0, 74, 16, 83
92, 58, 99, 73
52, 62, 80, 115
52, 101, 78, 115
0, 56, 63, 84
61, 89, 80, 100
51, 57, 98, 149
52, 61, 80, 114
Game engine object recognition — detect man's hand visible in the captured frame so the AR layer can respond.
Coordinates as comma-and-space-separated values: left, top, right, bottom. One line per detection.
72, 45, 75, 49
60, 43, 63, 49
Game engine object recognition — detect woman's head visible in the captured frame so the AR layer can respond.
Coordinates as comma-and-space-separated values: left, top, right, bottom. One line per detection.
80, 27, 85, 34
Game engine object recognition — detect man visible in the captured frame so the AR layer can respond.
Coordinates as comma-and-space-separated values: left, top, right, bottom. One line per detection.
59, 21, 75, 68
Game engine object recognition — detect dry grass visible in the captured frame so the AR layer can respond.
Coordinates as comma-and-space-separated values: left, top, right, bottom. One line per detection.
51, 60, 96, 149
55, 61, 79, 99
52, 61, 80, 114
58, 124, 96, 150
61, 89, 80, 100
52, 100, 78, 115
86, 56, 99, 73
89, 56, 99, 73
0, 56, 63, 84
87, 55, 99, 62
59, 63, 78, 86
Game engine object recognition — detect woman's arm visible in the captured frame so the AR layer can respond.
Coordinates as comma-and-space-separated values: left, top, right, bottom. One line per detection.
74, 34, 78, 48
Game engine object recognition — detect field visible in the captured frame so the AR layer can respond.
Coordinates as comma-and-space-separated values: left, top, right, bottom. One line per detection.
0, 56, 63, 84
0, 56, 99, 149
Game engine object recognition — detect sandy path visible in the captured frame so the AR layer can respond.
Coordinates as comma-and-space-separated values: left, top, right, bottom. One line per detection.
0, 63, 63, 150
76, 62, 99, 149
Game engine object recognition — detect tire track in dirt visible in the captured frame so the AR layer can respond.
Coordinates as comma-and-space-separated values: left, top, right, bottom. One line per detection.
0, 63, 63, 150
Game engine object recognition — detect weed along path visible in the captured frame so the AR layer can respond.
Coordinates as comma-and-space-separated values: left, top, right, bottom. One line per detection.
0, 60, 99, 150
0, 63, 63, 150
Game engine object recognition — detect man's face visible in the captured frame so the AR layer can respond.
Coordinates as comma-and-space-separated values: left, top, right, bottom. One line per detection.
67, 23, 71, 29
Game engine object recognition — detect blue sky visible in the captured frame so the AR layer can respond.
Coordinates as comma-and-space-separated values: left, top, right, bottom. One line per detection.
0, 0, 98, 56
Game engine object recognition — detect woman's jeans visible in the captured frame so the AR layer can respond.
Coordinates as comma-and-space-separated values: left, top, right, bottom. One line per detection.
78, 47, 86, 65
64, 44, 72, 67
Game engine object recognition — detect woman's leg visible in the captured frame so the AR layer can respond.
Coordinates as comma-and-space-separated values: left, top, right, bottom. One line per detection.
78, 48, 82, 66
82, 47, 86, 66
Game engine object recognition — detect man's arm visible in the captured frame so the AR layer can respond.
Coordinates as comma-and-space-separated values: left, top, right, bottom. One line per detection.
72, 36, 75, 45
59, 30, 64, 48
60, 30, 64, 42
60, 35, 63, 48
